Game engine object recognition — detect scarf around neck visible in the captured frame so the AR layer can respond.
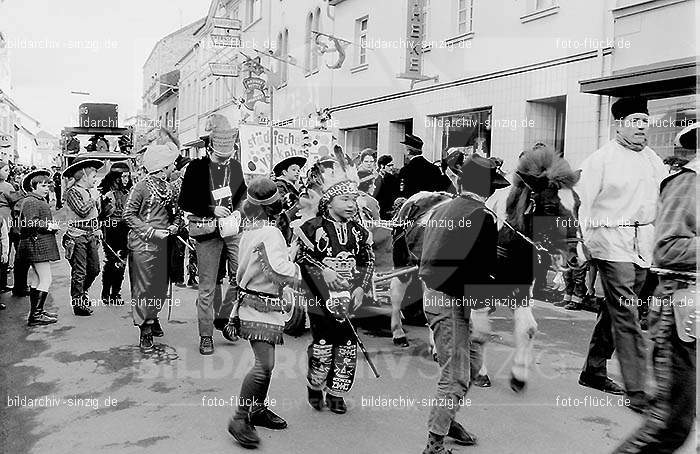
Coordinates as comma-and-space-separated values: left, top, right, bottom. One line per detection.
615, 132, 647, 152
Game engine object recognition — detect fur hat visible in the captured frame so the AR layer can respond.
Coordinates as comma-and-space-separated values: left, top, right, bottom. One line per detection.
142, 143, 179, 174
204, 113, 237, 158
612, 97, 649, 121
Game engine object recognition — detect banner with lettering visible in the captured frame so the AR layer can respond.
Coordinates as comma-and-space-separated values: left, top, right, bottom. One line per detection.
239, 125, 334, 175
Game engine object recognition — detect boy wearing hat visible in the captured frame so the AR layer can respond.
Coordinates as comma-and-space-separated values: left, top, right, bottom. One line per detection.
273, 156, 306, 212
178, 114, 247, 355
398, 133, 444, 198
296, 179, 375, 414
228, 177, 300, 449
418, 155, 509, 454
63, 158, 105, 316
123, 144, 181, 351
613, 122, 698, 453
98, 162, 132, 305
576, 97, 667, 413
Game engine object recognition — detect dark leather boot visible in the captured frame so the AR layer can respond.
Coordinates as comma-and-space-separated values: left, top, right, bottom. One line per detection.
228, 416, 260, 449
151, 319, 164, 337
37, 291, 57, 319
325, 394, 347, 414
249, 407, 287, 430
28, 289, 57, 326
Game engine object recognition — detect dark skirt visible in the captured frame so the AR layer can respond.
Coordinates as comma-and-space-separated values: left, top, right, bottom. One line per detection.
18, 233, 60, 263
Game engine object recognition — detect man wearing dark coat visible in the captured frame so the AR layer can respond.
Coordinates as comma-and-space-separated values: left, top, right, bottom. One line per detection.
398, 134, 445, 199
418, 154, 510, 454
178, 114, 247, 355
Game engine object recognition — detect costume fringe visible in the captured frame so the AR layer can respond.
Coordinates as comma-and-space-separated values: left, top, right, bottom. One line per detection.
239, 320, 284, 345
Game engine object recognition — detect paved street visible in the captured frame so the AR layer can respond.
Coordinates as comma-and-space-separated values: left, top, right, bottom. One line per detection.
1, 259, 693, 454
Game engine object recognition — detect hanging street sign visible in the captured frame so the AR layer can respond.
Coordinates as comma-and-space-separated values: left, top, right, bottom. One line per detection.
211, 31, 241, 48
211, 17, 242, 30
210, 63, 240, 77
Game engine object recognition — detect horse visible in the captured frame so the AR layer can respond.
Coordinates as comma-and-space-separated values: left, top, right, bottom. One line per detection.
389, 146, 580, 392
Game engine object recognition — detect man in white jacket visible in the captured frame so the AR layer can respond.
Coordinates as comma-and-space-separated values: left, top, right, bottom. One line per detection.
576, 97, 667, 414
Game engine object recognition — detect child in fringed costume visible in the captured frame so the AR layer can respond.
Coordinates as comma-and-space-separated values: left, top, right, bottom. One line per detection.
295, 148, 375, 414
228, 178, 301, 450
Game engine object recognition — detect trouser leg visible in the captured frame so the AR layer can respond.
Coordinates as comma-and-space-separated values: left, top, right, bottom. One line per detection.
130, 243, 168, 327
307, 313, 335, 391
195, 237, 224, 337
325, 319, 357, 397
83, 235, 101, 297
613, 299, 696, 453
68, 235, 88, 307
215, 234, 240, 330
426, 292, 471, 437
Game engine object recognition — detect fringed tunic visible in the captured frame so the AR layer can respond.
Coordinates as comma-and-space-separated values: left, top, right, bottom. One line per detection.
236, 221, 300, 345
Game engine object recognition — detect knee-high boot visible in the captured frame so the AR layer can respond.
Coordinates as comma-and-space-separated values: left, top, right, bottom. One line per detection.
28, 289, 57, 326
37, 290, 57, 319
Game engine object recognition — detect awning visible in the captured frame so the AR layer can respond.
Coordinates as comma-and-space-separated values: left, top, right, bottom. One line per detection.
580, 58, 698, 99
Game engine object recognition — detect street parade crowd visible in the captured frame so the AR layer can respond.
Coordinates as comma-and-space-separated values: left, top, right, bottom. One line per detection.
0, 98, 697, 453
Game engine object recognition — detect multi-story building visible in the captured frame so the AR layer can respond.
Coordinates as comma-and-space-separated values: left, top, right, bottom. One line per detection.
177, 0, 253, 156
35, 130, 60, 168
0, 89, 40, 164
167, 0, 697, 169
153, 69, 180, 133
142, 18, 206, 124
580, 0, 697, 159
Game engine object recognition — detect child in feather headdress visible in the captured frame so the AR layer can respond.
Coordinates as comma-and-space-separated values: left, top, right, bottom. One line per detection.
294, 146, 374, 415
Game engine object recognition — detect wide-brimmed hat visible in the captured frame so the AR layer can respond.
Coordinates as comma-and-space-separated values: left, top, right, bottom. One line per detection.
612, 97, 649, 121
400, 134, 424, 153
22, 169, 51, 192
273, 156, 307, 176
676, 122, 699, 151
456, 154, 510, 196
62, 158, 104, 179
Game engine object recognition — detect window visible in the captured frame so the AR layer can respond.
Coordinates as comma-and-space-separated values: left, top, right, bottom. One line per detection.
230, 4, 239, 20
457, 0, 474, 35
356, 16, 368, 66
247, 0, 262, 25
276, 29, 289, 85
436, 108, 492, 157
305, 9, 320, 74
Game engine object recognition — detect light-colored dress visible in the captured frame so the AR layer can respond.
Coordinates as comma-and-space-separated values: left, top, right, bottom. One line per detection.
236, 221, 300, 344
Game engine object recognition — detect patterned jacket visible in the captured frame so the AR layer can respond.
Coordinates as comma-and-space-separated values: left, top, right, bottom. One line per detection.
296, 216, 374, 315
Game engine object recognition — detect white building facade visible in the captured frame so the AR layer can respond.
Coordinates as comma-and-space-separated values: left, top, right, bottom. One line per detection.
167, 0, 697, 169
